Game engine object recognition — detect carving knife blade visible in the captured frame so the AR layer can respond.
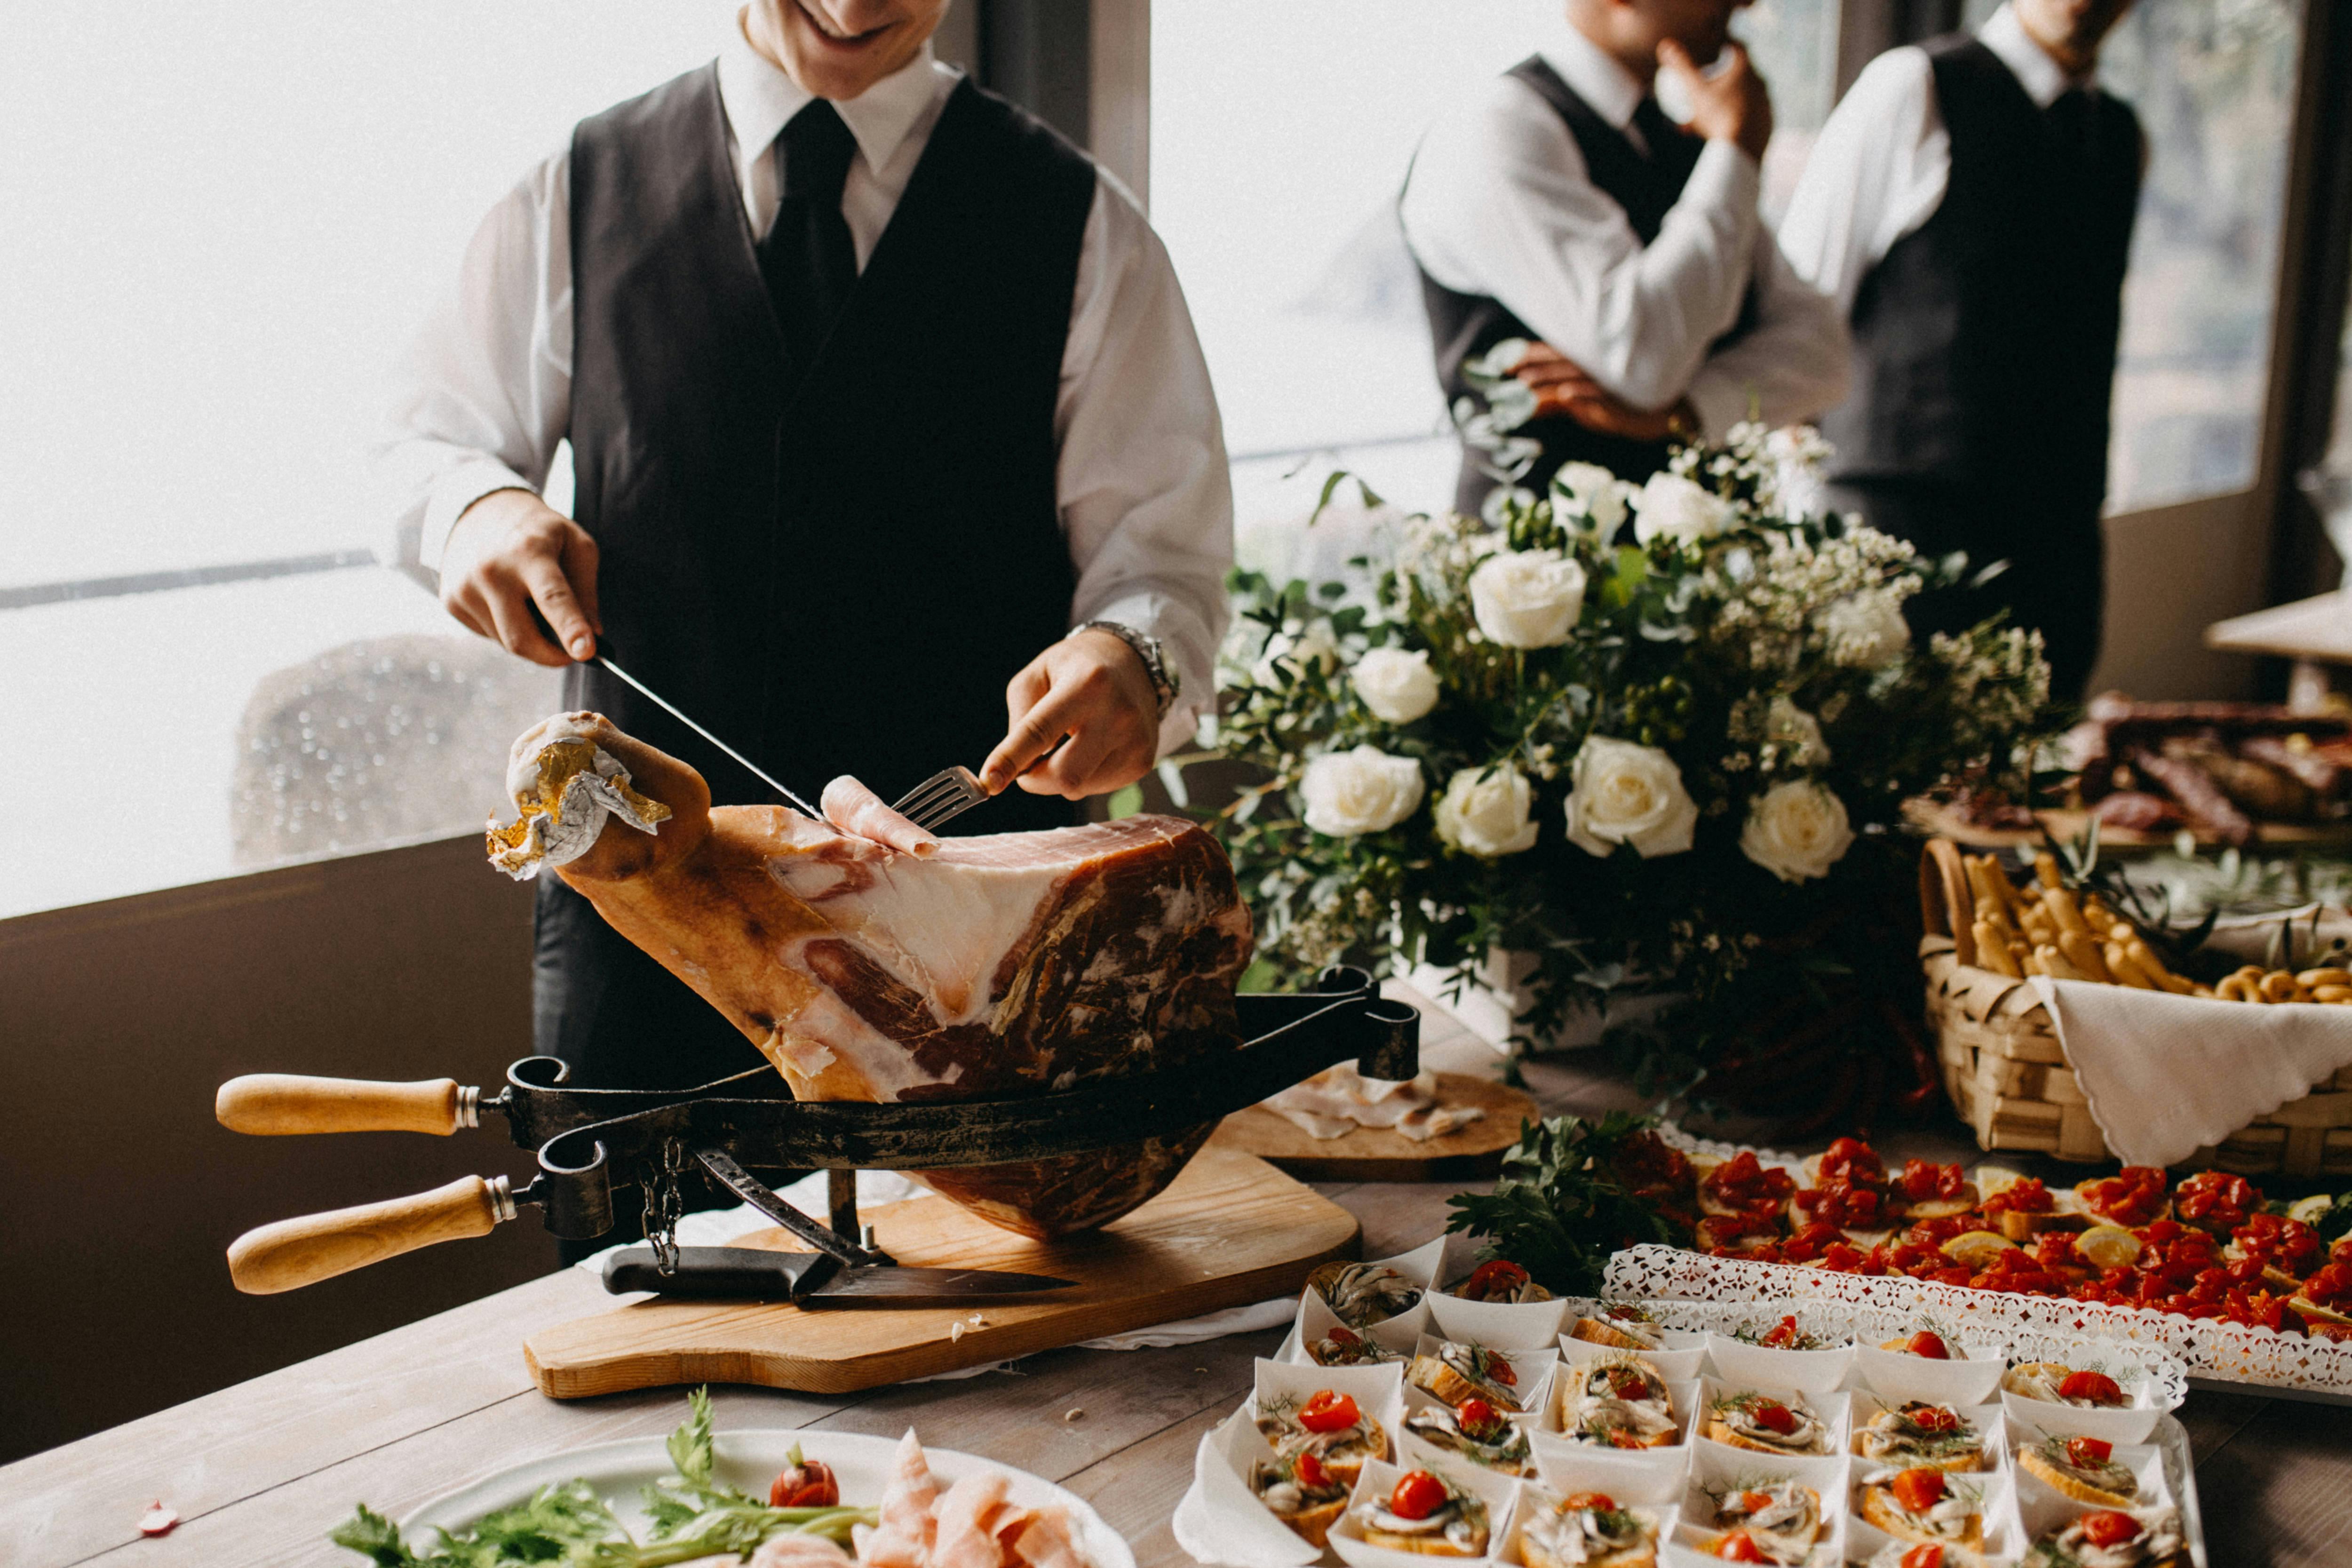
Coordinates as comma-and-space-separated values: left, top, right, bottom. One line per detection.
602, 1246, 1076, 1302
592, 649, 824, 820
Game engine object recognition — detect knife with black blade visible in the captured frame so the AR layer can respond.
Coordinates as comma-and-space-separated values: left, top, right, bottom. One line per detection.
602, 1245, 1077, 1302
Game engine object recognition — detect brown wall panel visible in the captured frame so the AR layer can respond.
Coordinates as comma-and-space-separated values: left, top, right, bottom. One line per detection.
0, 836, 556, 1462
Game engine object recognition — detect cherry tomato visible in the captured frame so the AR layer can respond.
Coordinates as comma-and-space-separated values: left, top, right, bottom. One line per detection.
1760, 1315, 1801, 1349
1909, 1404, 1960, 1434
1737, 1492, 1775, 1515
1295, 1450, 1330, 1489
769, 1452, 840, 1509
1899, 1546, 1946, 1568
1486, 1353, 1517, 1387
1561, 1492, 1618, 1512
1390, 1471, 1447, 1520
2067, 1436, 2115, 1468
1605, 1429, 1640, 1449
1751, 1401, 1798, 1435
1298, 1390, 1360, 1433
1891, 1467, 1947, 1513
1460, 1259, 1531, 1300
1906, 1331, 1952, 1360
1327, 1325, 1361, 1348
1607, 1367, 1650, 1400
1715, 1529, 1767, 1562
2058, 1370, 2126, 1406
1456, 1396, 1500, 1437
2080, 1511, 2143, 1547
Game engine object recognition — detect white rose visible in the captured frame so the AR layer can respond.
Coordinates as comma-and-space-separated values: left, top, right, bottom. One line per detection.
1351, 647, 1440, 724
1434, 762, 1540, 857
1740, 780, 1856, 883
1468, 549, 1586, 649
1822, 590, 1910, 669
1551, 461, 1633, 541
1251, 620, 1340, 686
1764, 695, 1829, 767
1299, 745, 1425, 836
1561, 736, 1698, 859
1630, 472, 1736, 548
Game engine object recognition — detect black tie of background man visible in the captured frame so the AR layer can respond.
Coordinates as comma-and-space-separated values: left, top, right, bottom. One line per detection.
763, 99, 860, 373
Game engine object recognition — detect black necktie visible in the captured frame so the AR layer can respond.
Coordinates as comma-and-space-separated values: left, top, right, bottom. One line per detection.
1631, 96, 1680, 162
762, 100, 859, 370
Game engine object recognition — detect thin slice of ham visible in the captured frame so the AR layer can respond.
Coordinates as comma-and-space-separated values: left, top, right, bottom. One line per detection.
822, 775, 941, 859
1260, 1063, 1485, 1142
854, 1430, 941, 1568
929, 1472, 1013, 1568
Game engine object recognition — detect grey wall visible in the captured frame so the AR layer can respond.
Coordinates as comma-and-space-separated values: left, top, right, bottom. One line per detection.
0, 836, 551, 1462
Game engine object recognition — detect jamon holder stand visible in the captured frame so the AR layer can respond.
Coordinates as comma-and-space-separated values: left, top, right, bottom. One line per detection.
216, 966, 1418, 1302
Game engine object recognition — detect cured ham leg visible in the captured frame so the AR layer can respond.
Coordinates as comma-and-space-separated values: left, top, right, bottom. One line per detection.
487, 714, 1255, 1238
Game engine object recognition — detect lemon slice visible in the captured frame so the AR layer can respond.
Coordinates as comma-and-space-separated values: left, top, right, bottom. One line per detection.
2288, 1194, 2336, 1226
1973, 1166, 2027, 1198
2076, 1224, 2143, 1270
1941, 1231, 2017, 1268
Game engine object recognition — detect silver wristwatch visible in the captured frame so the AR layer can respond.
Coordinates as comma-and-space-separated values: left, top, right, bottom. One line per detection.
1072, 620, 1178, 719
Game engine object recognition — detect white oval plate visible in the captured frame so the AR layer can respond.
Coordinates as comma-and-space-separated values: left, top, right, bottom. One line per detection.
400, 1426, 1135, 1568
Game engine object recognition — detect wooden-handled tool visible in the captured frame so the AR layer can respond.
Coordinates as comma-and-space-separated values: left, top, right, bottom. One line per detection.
226, 1175, 517, 1294
215, 1074, 480, 1137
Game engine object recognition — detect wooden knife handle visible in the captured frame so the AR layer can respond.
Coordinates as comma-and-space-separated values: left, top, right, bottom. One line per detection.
215, 1074, 476, 1136
227, 1176, 512, 1294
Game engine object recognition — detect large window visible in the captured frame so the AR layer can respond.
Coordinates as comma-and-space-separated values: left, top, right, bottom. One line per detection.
1, 3, 743, 918
1148, 0, 1841, 577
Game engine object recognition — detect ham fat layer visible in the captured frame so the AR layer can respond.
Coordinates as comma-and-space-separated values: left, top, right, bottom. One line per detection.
509, 714, 1255, 1238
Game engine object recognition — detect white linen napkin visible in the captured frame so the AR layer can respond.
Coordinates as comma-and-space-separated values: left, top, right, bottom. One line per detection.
2029, 975, 2352, 1167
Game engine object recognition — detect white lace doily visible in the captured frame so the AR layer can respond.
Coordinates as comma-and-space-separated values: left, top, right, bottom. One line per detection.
1602, 1244, 2352, 1396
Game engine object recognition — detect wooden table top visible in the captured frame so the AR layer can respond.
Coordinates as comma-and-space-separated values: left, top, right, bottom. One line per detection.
2206, 592, 2352, 663
7, 987, 2350, 1568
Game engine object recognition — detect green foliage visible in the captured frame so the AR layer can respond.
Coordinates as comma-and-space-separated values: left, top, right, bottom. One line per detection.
1206, 426, 2058, 1096
328, 1389, 876, 1567
1443, 1113, 1679, 1296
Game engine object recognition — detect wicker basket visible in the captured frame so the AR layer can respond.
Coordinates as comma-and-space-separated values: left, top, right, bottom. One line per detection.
1918, 837, 2352, 1177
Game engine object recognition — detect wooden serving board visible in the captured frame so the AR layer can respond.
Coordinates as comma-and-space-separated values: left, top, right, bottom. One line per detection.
524, 1146, 1358, 1399
1207, 1071, 1536, 1181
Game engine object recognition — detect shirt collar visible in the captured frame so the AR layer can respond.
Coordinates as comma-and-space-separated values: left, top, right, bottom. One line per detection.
1979, 1, 2091, 108
1539, 19, 1649, 132
717, 19, 946, 173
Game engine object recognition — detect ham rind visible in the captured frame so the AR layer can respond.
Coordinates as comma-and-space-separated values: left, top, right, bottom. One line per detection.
823, 774, 940, 859
501, 714, 1255, 1238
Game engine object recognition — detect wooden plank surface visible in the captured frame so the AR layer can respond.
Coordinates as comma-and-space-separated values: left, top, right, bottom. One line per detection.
524, 1147, 1358, 1398
7, 983, 2351, 1568
1207, 1071, 1537, 1180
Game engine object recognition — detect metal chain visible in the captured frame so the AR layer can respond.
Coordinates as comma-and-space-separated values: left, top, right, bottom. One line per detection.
645, 1138, 688, 1274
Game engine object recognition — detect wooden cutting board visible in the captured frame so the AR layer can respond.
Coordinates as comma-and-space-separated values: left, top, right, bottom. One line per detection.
524, 1146, 1358, 1399
1207, 1071, 1535, 1181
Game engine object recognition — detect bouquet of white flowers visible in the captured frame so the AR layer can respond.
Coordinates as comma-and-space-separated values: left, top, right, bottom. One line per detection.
1208, 425, 2054, 1121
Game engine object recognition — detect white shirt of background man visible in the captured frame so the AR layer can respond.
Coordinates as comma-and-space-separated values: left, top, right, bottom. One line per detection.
1398, 19, 1849, 438
375, 28, 1232, 756
1778, 3, 2091, 319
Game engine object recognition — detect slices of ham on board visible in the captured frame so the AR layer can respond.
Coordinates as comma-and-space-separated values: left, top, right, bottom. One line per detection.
1259, 1062, 1485, 1141
487, 713, 1255, 1238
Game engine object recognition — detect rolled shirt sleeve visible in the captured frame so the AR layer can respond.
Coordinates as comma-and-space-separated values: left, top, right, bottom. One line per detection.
1055, 175, 1235, 756
373, 151, 573, 581
1400, 73, 1764, 413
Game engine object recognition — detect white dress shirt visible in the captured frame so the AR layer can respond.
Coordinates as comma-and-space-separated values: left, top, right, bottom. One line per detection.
1778, 5, 2090, 319
1398, 21, 1848, 437
377, 27, 1231, 754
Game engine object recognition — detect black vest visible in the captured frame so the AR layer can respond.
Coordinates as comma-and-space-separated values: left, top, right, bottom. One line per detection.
564, 64, 1096, 831
1823, 37, 2141, 506
1414, 56, 1712, 515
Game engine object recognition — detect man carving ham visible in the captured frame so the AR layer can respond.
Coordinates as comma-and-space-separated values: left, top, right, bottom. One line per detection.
378, 0, 1233, 1179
